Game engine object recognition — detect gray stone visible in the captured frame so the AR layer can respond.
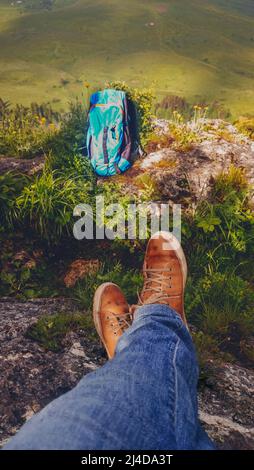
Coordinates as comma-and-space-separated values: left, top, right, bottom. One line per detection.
139, 119, 254, 204
0, 298, 253, 449
0, 155, 45, 176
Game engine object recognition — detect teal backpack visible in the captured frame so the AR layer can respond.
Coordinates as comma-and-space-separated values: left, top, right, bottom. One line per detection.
86, 89, 132, 176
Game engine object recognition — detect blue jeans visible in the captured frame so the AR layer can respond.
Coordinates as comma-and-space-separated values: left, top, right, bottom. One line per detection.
4, 305, 215, 450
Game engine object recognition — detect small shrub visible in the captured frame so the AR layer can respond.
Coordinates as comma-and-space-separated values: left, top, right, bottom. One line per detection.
235, 116, 254, 140
0, 242, 60, 298
240, 339, 254, 363
46, 100, 89, 169
193, 168, 254, 260
186, 270, 254, 337
0, 99, 89, 164
196, 212, 222, 233
0, 265, 32, 298
16, 169, 93, 242
97, 181, 136, 237
211, 165, 249, 202
192, 105, 209, 128
106, 81, 155, 149
207, 101, 231, 120
72, 262, 143, 310
0, 262, 58, 299
99, 181, 135, 206
156, 94, 190, 114
144, 132, 174, 153
192, 330, 230, 369
26, 311, 96, 352
66, 152, 96, 181
155, 96, 230, 121
153, 158, 176, 170
169, 111, 199, 151
214, 128, 235, 143
0, 100, 60, 157
134, 173, 161, 200
0, 172, 28, 230
184, 169, 254, 366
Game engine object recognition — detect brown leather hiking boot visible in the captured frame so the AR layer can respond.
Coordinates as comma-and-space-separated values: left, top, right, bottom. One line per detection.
137, 231, 188, 326
93, 283, 132, 359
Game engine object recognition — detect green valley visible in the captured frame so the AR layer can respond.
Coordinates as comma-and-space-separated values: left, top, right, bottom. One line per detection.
0, 0, 253, 115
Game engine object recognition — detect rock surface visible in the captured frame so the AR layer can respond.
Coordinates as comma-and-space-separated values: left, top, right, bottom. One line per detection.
115, 119, 254, 205
1, 119, 253, 449
0, 298, 253, 449
0, 155, 45, 176
148, 138, 254, 204
199, 363, 254, 449
0, 298, 106, 447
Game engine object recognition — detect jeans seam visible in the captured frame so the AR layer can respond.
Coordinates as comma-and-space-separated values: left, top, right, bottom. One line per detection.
173, 337, 180, 447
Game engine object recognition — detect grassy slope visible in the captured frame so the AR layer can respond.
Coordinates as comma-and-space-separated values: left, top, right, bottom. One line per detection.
0, 0, 253, 116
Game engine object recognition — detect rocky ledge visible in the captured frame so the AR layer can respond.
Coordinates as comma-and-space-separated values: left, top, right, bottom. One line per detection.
0, 155, 45, 176
113, 119, 254, 205
0, 298, 253, 449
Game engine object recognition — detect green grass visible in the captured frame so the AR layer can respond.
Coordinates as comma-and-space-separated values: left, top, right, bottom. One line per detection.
16, 168, 93, 242
26, 311, 97, 352
0, 94, 254, 368
0, 171, 28, 229
72, 262, 143, 310
0, 0, 254, 116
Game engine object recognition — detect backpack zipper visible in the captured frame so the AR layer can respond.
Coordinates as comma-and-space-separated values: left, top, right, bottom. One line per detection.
103, 127, 109, 165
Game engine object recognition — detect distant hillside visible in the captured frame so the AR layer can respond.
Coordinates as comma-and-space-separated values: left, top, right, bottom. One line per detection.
0, 0, 254, 115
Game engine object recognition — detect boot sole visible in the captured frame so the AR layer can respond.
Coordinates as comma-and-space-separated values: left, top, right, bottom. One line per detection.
144, 231, 188, 327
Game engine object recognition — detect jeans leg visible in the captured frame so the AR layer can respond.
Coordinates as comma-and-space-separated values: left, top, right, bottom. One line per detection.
4, 305, 215, 450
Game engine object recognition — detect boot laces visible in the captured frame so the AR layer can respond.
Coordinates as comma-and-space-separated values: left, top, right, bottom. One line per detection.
137, 267, 174, 306
106, 311, 132, 335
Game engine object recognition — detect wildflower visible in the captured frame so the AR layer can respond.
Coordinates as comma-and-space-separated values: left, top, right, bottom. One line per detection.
24, 259, 36, 270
